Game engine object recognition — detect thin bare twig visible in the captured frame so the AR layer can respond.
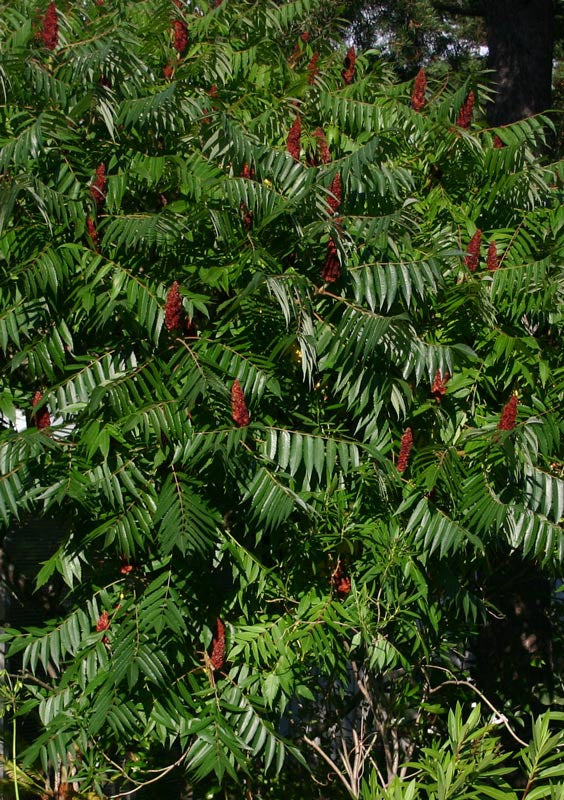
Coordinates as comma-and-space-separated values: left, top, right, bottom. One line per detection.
303, 735, 355, 797
427, 668, 527, 748
105, 751, 188, 798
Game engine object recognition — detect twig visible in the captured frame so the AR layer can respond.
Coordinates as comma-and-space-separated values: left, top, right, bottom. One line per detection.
105, 751, 188, 798
368, 753, 389, 788
12, 672, 53, 691
427, 670, 527, 747
303, 735, 355, 797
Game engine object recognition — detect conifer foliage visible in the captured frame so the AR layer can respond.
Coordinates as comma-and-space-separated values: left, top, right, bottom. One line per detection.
0, 0, 562, 797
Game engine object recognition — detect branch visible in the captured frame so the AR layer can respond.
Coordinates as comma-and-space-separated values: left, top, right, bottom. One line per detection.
16, 671, 54, 691
427, 670, 527, 747
105, 751, 188, 798
303, 735, 355, 797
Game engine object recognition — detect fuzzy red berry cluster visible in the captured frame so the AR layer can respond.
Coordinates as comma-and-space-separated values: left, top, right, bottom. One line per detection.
331, 560, 351, 597
96, 611, 110, 632
86, 216, 99, 250
41, 1, 58, 50
90, 163, 106, 208
486, 241, 499, 271
431, 370, 450, 403
322, 238, 340, 283
32, 391, 51, 430
464, 229, 481, 272
164, 281, 184, 332
173, 19, 188, 54
86, 164, 106, 250
456, 90, 475, 128
231, 380, 250, 427
164, 281, 196, 335
328, 173, 342, 215
411, 68, 427, 111
307, 52, 320, 84
286, 116, 301, 160
313, 127, 331, 165
397, 428, 413, 473
464, 231, 501, 272
209, 618, 226, 670
240, 164, 254, 230
342, 47, 356, 84
498, 395, 518, 431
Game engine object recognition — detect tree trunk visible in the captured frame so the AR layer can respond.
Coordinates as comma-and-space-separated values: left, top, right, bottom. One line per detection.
485, 0, 554, 125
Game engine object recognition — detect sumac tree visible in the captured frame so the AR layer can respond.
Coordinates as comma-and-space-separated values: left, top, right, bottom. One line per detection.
0, 0, 563, 798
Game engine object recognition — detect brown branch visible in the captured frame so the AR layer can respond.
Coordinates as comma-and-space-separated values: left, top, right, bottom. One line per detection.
427, 671, 527, 747
14, 672, 53, 691
105, 751, 188, 798
303, 735, 355, 797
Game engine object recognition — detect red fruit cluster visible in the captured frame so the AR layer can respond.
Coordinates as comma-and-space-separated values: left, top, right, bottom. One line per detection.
86, 216, 99, 250
456, 90, 475, 129
493, 135, 504, 149
164, 281, 184, 332
431, 369, 450, 403
41, 1, 58, 50
307, 52, 320, 84
208, 84, 219, 98
32, 391, 51, 430
300, 32, 310, 42
331, 560, 351, 597
163, 61, 174, 80
209, 617, 226, 670
96, 611, 110, 632
172, 19, 188, 55
231, 379, 250, 427
322, 238, 340, 283
328, 173, 342, 215
486, 241, 499, 271
465, 229, 482, 272
411, 68, 427, 111
397, 427, 413, 473
90, 163, 106, 208
498, 395, 518, 431
120, 555, 134, 574
313, 127, 331, 164
241, 162, 254, 179
286, 116, 301, 160
342, 46, 356, 84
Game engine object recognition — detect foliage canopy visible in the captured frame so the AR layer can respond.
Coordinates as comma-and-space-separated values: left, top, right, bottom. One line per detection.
0, 0, 563, 797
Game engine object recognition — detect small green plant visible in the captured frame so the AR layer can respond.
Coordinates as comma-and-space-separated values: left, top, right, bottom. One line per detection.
359, 706, 564, 800
0, 670, 23, 800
